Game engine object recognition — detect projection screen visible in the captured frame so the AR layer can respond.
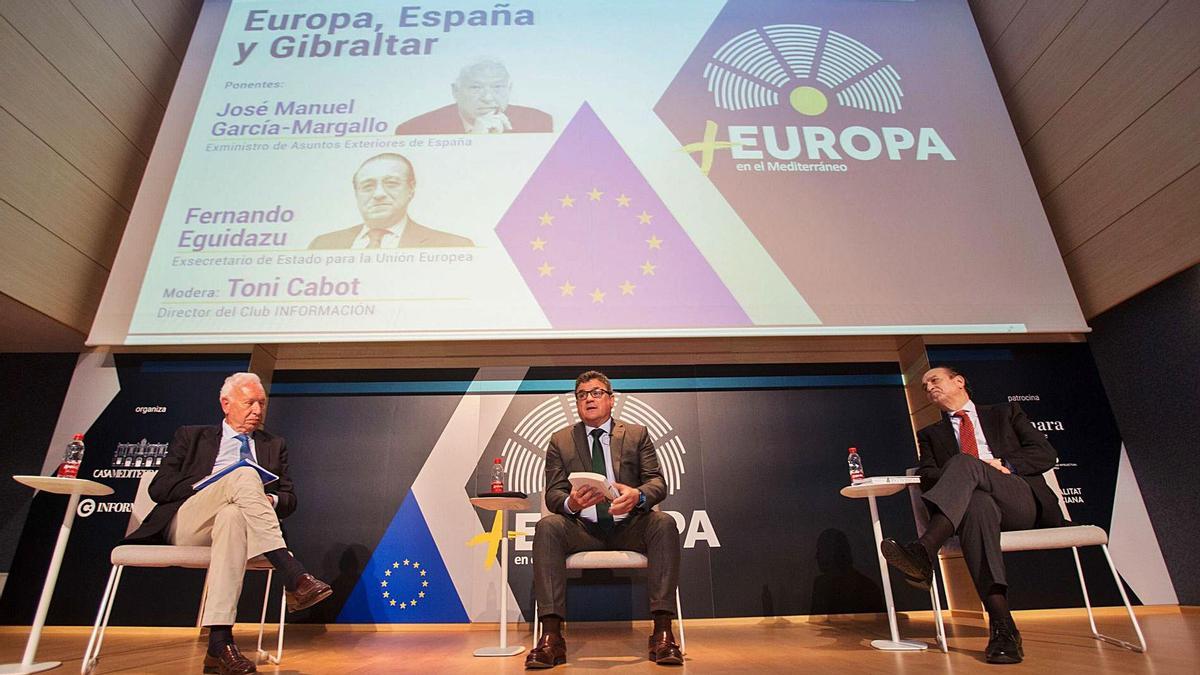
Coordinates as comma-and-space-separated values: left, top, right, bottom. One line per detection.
87, 0, 1087, 345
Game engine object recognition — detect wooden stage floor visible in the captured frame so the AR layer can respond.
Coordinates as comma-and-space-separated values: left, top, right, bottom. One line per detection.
1, 607, 1193, 673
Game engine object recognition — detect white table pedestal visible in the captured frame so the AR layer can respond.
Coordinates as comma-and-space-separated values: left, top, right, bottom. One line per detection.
841, 477, 930, 652
469, 496, 528, 657
2, 476, 113, 674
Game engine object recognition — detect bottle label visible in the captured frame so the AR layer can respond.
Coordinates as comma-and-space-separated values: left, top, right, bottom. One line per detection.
490, 479, 504, 493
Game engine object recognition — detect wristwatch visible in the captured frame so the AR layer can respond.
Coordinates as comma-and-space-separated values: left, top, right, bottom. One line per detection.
636, 491, 647, 511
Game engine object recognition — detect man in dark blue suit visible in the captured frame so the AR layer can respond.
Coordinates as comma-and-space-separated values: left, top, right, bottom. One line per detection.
882, 366, 1066, 664
125, 373, 331, 675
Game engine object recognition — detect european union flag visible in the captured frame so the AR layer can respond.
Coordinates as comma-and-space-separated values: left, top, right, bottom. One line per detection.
495, 103, 750, 329
337, 491, 469, 623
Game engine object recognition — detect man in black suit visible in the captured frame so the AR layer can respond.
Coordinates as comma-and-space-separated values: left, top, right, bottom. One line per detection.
526, 371, 683, 668
124, 372, 331, 675
881, 366, 1066, 664
308, 153, 473, 249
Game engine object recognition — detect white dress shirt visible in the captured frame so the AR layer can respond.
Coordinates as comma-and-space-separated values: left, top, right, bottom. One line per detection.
949, 400, 996, 461
199, 420, 275, 506
350, 216, 410, 249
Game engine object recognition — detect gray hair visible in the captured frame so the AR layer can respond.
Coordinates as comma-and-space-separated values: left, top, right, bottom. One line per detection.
220, 372, 263, 399
456, 58, 510, 85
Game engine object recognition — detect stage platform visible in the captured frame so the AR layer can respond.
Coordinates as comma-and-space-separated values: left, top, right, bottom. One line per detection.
1, 607, 1192, 673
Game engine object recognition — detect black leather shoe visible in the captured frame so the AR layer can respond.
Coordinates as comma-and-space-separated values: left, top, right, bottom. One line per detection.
525, 632, 567, 669
202, 643, 256, 674
284, 573, 333, 612
880, 539, 933, 590
648, 629, 683, 665
985, 619, 1024, 664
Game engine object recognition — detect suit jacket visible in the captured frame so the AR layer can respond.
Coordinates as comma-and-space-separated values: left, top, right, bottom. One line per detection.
543, 419, 667, 518
307, 219, 473, 249
394, 103, 553, 135
122, 424, 296, 544
916, 402, 1065, 528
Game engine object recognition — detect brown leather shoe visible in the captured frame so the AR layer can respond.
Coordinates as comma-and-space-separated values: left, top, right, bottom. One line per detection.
524, 632, 567, 669
284, 573, 332, 612
202, 643, 256, 674
648, 629, 683, 665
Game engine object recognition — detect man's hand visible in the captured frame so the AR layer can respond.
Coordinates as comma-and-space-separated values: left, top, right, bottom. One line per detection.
469, 111, 512, 134
566, 483, 606, 512
985, 458, 1012, 475
608, 482, 640, 516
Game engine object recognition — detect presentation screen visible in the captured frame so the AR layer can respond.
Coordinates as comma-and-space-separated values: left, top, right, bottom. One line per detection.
88, 0, 1087, 345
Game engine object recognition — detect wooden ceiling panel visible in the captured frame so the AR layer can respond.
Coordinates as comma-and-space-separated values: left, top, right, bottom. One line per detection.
131, 0, 202, 62
1064, 164, 1200, 316
1006, 0, 1165, 143
967, 0, 1027, 49
0, 291, 85, 352
0, 18, 146, 208
0, 200, 108, 331
2, 0, 164, 154
1044, 68, 1200, 255
988, 0, 1086, 94
0, 109, 128, 267
1020, 0, 1200, 196
70, 0, 182, 108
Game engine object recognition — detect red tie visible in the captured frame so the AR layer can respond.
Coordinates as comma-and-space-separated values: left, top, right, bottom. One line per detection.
954, 410, 979, 458
365, 228, 390, 248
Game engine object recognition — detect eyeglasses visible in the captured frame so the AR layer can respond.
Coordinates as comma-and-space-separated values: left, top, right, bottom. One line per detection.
574, 388, 612, 401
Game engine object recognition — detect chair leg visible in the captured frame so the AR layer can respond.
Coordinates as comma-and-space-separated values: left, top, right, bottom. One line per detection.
276, 581, 287, 665
929, 564, 948, 653
256, 569, 282, 665
532, 600, 541, 642
674, 587, 686, 655
1098, 544, 1148, 652
1071, 547, 1099, 637
81, 564, 122, 674
197, 568, 211, 628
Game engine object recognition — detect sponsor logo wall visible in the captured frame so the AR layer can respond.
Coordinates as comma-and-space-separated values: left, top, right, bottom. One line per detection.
1, 349, 1164, 626
0, 355, 250, 627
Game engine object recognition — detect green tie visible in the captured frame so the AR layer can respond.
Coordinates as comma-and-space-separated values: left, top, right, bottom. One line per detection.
590, 428, 614, 528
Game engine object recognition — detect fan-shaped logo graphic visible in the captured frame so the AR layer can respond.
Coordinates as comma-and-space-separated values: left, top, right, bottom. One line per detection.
704, 24, 902, 116
501, 394, 687, 495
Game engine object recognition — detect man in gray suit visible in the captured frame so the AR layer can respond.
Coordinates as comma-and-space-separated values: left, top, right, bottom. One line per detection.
308, 153, 473, 249
527, 371, 683, 669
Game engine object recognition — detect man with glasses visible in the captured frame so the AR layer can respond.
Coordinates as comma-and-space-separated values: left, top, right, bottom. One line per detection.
394, 58, 552, 135
526, 371, 683, 668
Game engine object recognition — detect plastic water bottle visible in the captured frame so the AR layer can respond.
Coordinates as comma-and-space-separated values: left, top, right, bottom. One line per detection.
57, 434, 85, 479
490, 457, 506, 493
847, 446, 865, 484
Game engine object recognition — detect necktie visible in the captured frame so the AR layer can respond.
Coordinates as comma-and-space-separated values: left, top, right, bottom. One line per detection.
235, 433, 253, 461
590, 428, 614, 528
954, 411, 979, 458
365, 228, 390, 248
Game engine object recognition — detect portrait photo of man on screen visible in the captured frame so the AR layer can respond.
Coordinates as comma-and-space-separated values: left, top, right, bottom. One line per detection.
307, 152, 473, 249
394, 58, 552, 135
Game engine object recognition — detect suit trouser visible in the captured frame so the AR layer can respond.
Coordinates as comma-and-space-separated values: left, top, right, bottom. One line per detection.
533, 510, 680, 619
921, 453, 1038, 597
166, 466, 287, 626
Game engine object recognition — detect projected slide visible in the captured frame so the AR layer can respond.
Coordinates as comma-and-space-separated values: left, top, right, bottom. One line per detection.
89, 0, 1087, 345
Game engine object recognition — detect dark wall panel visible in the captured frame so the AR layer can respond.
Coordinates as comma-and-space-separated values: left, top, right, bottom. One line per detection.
1088, 264, 1200, 604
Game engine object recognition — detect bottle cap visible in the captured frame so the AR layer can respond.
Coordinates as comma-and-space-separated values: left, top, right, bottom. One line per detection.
493, 457, 503, 463
73, 433, 85, 441
848, 446, 857, 453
